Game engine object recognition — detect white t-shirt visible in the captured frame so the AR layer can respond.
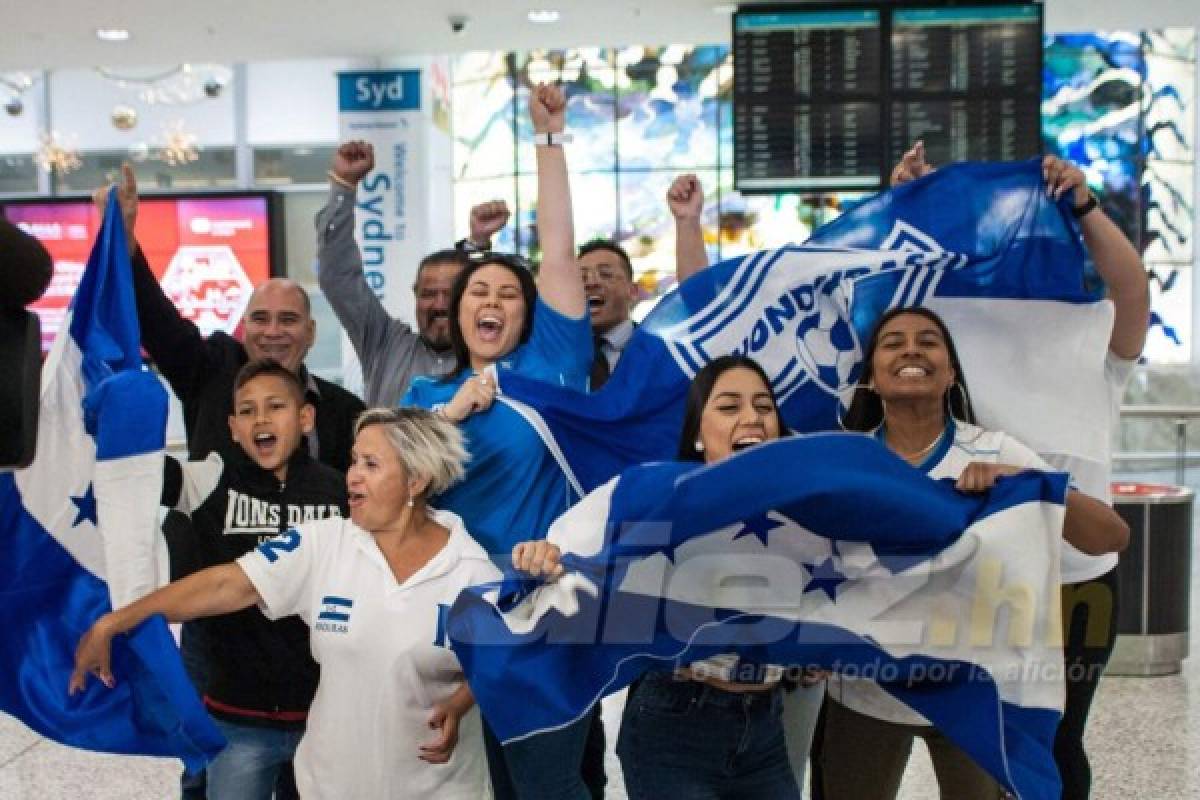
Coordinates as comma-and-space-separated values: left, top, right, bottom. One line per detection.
1043, 351, 1135, 583
830, 421, 1051, 726
237, 510, 500, 800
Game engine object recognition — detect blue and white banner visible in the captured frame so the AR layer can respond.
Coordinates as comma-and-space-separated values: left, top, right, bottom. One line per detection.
0, 189, 223, 770
498, 160, 1115, 494
449, 434, 1069, 800
337, 67, 445, 393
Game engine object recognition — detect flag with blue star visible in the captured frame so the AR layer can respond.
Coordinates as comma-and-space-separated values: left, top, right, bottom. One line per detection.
71, 484, 98, 528
449, 433, 1071, 800
0, 188, 223, 770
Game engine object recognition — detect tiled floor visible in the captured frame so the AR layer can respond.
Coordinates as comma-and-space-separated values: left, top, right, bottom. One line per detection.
4, 470, 1196, 799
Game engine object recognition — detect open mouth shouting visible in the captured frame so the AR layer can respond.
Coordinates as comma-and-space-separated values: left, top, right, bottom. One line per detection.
476, 311, 506, 344
731, 434, 765, 453
252, 431, 279, 459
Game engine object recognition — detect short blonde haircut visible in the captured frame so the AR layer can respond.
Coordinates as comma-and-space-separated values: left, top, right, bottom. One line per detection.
354, 407, 468, 497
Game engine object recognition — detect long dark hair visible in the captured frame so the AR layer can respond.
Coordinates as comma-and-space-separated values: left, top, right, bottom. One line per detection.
841, 306, 976, 432
446, 253, 538, 376
677, 355, 786, 462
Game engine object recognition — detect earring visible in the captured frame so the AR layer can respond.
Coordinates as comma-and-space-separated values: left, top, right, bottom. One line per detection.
694, 440, 704, 453
946, 382, 969, 420
406, 496, 415, 508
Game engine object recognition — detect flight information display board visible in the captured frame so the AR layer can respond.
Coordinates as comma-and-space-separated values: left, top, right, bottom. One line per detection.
733, 2, 1043, 193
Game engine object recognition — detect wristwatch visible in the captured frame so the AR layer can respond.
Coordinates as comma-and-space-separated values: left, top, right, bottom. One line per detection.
1070, 191, 1099, 219
532, 131, 573, 147
455, 237, 491, 253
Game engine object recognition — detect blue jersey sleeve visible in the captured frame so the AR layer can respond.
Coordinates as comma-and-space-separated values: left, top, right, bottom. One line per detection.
511, 297, 592, 390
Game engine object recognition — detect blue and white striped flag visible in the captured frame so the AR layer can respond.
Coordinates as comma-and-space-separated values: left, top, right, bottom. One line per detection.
0, 189, 223, 770
497, 160, 1114, 496
449, 434, 1069, 800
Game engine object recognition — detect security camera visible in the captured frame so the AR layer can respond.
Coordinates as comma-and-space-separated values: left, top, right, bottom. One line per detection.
448, 14, 468, 34
203, 78, 223, 99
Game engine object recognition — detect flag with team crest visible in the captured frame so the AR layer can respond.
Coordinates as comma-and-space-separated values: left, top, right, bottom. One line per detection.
0, 189, 224, 770
449, 433, 1069, 800
496, 159, 1114, 495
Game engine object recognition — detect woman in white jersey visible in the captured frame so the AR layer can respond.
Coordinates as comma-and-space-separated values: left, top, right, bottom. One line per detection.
513, 355, 805, 799
822, 305, 1129, 799
893, 146, 1150, 799
71, 408, 500, 799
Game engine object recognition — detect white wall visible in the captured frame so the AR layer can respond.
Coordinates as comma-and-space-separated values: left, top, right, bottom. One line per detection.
0, 75, 42, 154
245, 58, 363, 145
48, 66, 235, 150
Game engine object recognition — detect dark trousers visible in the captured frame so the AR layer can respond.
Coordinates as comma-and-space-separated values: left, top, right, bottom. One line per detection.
1055, 567, 1119, 800
484, 705, 604, 800
820, 699, 1003, 800
617, 673, 799, 800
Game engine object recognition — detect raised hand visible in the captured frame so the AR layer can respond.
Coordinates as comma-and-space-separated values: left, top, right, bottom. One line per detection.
92, 162, 139, 253
1041, 155, 1090, 206
331, 140, 375, 186
890, 141, 934, 187
530, 82, 566, 134
667, 174, 704, 221
469, 200, 511, 247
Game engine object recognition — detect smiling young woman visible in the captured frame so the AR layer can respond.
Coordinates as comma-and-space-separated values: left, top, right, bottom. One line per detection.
826, 306, 1129, 800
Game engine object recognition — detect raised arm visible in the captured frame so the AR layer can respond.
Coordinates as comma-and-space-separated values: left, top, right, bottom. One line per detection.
69, 562, 260, 694
94, 165, 209, 399
668, 173, 709, 283
1042, 155, 1150, 361
529, 83, 586, 318
466, 200, 511, 251
889, 140, 934, 186
317, 141, 412, 361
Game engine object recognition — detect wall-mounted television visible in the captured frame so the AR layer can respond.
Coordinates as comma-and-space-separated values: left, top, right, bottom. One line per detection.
1, 192, 285, 352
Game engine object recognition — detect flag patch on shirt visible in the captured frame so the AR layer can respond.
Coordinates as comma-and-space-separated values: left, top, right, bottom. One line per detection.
316, 595, 353, 633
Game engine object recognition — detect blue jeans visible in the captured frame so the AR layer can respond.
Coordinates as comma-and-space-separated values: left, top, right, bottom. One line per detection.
617, 674, 800, 800
205, 718, 304, 800
485, 708, 596, 800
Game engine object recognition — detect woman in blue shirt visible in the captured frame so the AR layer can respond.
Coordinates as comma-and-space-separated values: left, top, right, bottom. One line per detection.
402, 82, 596, 800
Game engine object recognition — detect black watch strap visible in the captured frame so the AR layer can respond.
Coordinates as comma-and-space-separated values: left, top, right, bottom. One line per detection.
1070, 192, 1099, 219
455, 237, 491, 253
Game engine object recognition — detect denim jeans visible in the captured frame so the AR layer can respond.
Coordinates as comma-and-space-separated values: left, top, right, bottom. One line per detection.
205, 718, 304, 800
617, 673, 800, 800
484, 707, 598, 800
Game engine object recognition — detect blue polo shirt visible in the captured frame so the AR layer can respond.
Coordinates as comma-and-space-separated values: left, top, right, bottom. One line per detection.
403, 298, 592, 560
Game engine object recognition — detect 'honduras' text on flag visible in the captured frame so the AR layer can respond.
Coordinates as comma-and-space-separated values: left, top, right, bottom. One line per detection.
0, 189, 224, 770
448, 434, 1068, 800
497, 160, 1113, 495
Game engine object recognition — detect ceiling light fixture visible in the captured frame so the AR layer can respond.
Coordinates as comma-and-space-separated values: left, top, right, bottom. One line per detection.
96, 28, 131, 42
527, 9, 560, 24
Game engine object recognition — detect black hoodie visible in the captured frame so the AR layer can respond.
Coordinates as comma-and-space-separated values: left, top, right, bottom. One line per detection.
163, 446, 346, 728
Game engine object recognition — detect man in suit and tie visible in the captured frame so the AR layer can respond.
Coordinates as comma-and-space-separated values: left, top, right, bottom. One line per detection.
582, 173, 712, 390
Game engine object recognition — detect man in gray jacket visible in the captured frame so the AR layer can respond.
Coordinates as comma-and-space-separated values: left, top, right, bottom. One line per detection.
316, 140, 510, 406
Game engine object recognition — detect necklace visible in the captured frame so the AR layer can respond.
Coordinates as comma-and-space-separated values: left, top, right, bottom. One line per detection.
888, 428, 945, 462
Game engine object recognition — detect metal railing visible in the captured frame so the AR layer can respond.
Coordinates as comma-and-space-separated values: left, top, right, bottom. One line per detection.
1118, 405, 1200, 485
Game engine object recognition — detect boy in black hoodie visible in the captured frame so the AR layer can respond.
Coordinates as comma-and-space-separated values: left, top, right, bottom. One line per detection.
163, 359, 347, 799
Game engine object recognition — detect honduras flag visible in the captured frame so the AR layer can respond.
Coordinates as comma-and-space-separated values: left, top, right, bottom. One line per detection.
449, 434, 1069, 800
497, 160, 1114, 494
0, 190, 224, 770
